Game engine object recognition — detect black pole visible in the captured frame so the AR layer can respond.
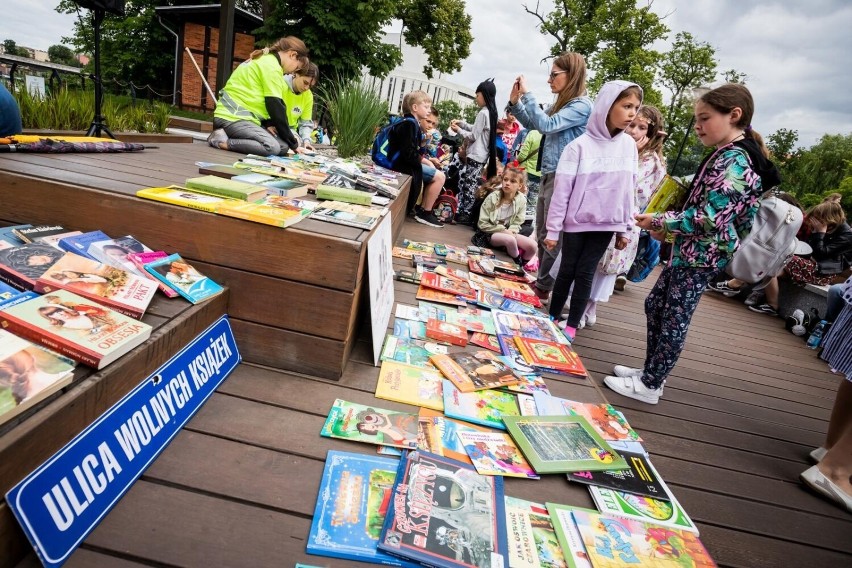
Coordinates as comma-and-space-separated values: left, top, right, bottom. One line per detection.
671, 114, 696, 176
85, 8, 116, 139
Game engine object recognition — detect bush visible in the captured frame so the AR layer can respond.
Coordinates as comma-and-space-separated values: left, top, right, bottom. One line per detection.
318, 77, 387, 158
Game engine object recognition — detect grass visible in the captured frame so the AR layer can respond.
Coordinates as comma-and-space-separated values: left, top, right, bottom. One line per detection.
317, 77, 387, 158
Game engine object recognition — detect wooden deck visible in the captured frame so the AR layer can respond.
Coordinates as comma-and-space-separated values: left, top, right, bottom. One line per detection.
3, 218, 841, 567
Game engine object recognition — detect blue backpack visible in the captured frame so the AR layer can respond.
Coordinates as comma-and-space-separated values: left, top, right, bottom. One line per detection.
371, 116, 420, 170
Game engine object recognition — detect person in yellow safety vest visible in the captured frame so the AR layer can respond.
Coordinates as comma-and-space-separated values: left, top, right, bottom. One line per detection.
281, 62, 319, 151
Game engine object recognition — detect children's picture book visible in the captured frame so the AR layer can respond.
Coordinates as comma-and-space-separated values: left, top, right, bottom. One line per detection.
135, 185, 231, 213
416, 286, 467, 307
430, 350, 523, 393
125, 251, 180, 298
502, 288, 542, 308
320, 399, 419, 449
395, 304, 423, 321
0, 291, 38, 311
392, 246, 417, 260
495, 278, 535, 296
217, 195, 314, 228
516, 393, 539, 416
418, 301, 452, 322
445, 307, 496, 335
377, 450, 508, 568
144, 254, 224, 304
504, 497, 569, 568
469, 332, 501, 352
532, 392, 642, 443
498, 298, 541, 316
402, 239, 436, 253
425, 319, 468, 347
421, 272, 475, 299
442, 379, 520, 430
514, 337, 588, 377
457, 431, 539, 479
497, 368, 549, 396
502, 415, 627, 474
0, 243, 66, 290
0, 328, 76, 426
467, 273, 498, 292
417, 408, 492, 465
545, 503, 596, 568
492, 310, 569, 345
375, 361, 444, 411
393, 319, 427, 341
306, 450, 420, 567
12, 225, 68, 244
435, 265, 469, 282
380, 334, 447, 368
185, 174, 268, 201
35, 252, 158, 319
309, 200, 386, 230
57, 230, 111, 261
475, 289, 506, 311
567, 450, 668, 500
571, 509, 716, 567
0, 289, 152, 369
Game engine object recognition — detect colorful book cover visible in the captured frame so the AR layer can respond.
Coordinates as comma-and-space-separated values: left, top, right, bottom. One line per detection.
532, 392, 642, 443
497, 368, 549, 396
393, 319, 427, 341
416, 286, 467, 307
502, 288, 542, 308
87, 236, 153, 280
375, 361, 444, 411
0, 243, 66, 291
417, 408, 492, 465
504, 497, 569, 568
435, 265, 469, 282
305, 450, 420, 567
394, 304, 422, 321
218, 196, 313, 228
514, 337, 588, 377
35, 252, 158, 319
498, 334, 534, 369
567, 450, 668, 500
185, 175, 268, 201
320, 399, 419, 450
420, 272, 475, 299
425, 319, 468, 347
502, 415, 627, 474
0, 289, 152, 369
418, 301, 452, 322
498, 298, 541, 316
380, 334, 447, 368
144, 253, 224, 305
467, 246, 495, 257
0, 281, 21, 302
377, 450, 508, 568
0, 291, 39, 310
570, 510, 716, 567
467, 273, 498, 292
402, 239, 436, 253
545, 503, 596, 568
36, 230, 84, 251
315, 184, 374, 205
445, 251, 468, 265
392, 246, 417, 260
57, 230, 111, 261
445, 307, 495, 335
136, 185, 231, 213
309, 200, 385, 230
430, 350, 522, 393
457, 431, 539, 479
492, 310, 569, 345
516, 393, 539, 416
394, 270, 422, 285
495, 278, 535, 296
476, 289, 506, 310
0, 328, 76, 426
469, 332, 501, 352
126, 251, 180, 298
441, 379, 520, 430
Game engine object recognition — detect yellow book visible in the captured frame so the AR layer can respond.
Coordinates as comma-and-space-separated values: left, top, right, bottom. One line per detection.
136, 185, 232, 213
216, 196, 313, 228
374, 361, 444, 411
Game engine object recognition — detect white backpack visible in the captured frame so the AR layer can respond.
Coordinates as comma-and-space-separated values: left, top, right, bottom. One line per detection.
726, 194, 802, 285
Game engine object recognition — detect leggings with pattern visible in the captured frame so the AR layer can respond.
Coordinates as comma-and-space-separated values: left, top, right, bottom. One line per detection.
642, 265, 719, 389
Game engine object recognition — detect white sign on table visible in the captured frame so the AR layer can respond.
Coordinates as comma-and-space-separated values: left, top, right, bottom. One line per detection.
367, 213, 394, 365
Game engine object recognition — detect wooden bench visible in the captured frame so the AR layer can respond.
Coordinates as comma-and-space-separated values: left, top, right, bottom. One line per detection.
778, 279, 829, 320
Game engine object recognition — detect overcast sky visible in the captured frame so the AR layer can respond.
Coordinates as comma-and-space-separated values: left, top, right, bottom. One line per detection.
3, 1, 851, 147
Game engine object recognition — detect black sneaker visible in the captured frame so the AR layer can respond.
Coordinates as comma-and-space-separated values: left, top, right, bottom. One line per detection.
454, 212, 473, 226
707, 280, 742, 297
743, 290, 764, 307
748, 303, 778, 316
415, 210, 444, 228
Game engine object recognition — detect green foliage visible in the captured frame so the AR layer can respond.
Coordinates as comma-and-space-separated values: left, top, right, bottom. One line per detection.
48, 44, 78, 67
317, 77, 388, 158
432, 99, 462, 131
398, 0, 472, 79
782, 133, 852, 201
462, 104, 479, 124
2, 39, 29, 57
766, 128, 799, 165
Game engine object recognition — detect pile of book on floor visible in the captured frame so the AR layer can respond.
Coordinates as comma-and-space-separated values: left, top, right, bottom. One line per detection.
135, 152, 399, 231
0, 223, 224, 424
302, 239, 718, 567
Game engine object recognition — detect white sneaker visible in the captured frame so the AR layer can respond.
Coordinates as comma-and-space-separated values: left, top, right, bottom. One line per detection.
613, 365, 642, 378
585, 313, 597, 327
809, 447, 828, 463
577, 319, 586, 330
604, 375, 662, 405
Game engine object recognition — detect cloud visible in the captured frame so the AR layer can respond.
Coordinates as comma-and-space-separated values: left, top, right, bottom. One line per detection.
0, 2, 78, 51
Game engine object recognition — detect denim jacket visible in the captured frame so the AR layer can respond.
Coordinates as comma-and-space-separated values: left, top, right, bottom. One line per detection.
509, 92, 592, 175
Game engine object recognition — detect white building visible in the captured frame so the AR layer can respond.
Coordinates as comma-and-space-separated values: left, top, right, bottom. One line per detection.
366, 32, 476, 115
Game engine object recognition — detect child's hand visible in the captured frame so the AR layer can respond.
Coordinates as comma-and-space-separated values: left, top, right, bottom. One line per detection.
509, 79, 520, 105
809, 218, 827, 233
635, 135, 649, 151
544, 238, 558, 251
517, 75, 528, 95
450, 119, 460, 130
634, 213, 654, 231
614, 236, 629, 250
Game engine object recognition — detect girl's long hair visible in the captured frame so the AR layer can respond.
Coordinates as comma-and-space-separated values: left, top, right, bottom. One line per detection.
477, 79, 499, 179
549, 52, 587, 116
699, 83, 769, 158
250, 36, 309, 69
636, 105, 666, 159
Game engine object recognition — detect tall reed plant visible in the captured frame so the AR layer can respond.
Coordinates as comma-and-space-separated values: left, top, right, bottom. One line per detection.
318, 77, 388, 158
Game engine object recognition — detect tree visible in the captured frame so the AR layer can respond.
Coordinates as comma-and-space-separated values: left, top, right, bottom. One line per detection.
433, 99, 462, 131
398, 0, 472, 79
2, 39, 30, 57
783, 133, 852, 202
766, 128, 799, 164
48, 44, 78, 67
462, 104, 479, 124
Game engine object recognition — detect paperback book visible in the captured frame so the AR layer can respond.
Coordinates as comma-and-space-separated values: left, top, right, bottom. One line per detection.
430, 350, 522, 392
87, 236, 153, 279
442, 379, 520, 430
392, 319, 427, 341
445, 307, 495, 335
394, 270, 422, 285
457, 431, 539, 479
392, 247, 417, 260
380, 334, 448, 368
532, 392, 641, 444
217, 195, 314, 228
394, 304, 423, 321
309, 200, 386, 230
492, 310, 570, 346
36, 230, 83, 251
402, 239, 435, 253
475, 289, 506, 311
144, 254, 224, 304
425, 319, 468, 347
0, 328, 76, 426
0, 289, 152, 369
136, 186, 232, 213
57, 230, 111, 261
315, 176, 374, 205
498, 298, 541, 316
417, 408, 492, 465
566, 450, 668, 500
416, 286, 467, 307
0, 243, 66, 290
503, 497, 569, 568
35, 252, 157, 319
502, 415, 627, 474
374, 361, 444, 411
502, 289, 542, 308
377, 450, 508, 568
185, 175, 268, 201
0, 224, 32, 248
514, 337, 588, 377
125, 251, 180, 298
571, 509, 716, 567
545, 503, 596, 568
320, 398, 419, 449
469, 332, 501, 352
494, 278, 535, 296
305, 450, 419, 567
12, 225, 68, 244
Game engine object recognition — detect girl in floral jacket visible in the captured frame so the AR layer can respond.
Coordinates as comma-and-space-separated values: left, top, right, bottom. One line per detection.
605, 83, 780, 405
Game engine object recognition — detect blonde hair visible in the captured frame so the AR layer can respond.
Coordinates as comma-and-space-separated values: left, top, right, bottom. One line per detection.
549, 52, 587, 116
402, 90, 431, 114
635, 105, 666, 159
808, 201, 847, 231
250, 36, 309, 70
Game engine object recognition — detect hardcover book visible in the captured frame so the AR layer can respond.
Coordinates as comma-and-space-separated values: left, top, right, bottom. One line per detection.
494, 278, 535, 296
514, 337, 588, 377
375, 361, 444, 411
445, 306, 495, 335
185, 175, 268, 201
567, 450, 668, 500
217, 195, 313, 228
457, 431, 539, 479
492, 310, 570, 346
469, 332, 501, 352
416, 286, 467, 307
57, 230, 111, 261
306, 450, 419, 567
417, 408, 492, 465
0, 328, 76, 426
144, 254, 224, 305
504, 497, 569, 568
320, 398, 419, 449
377, 450, 508, 568
136, 185, 232, 213
502, 288, 542, 308
545, 503, 596, 568
402, 239, 436, 253
12, 225, 68, 244
532, 392, 642, 443
309, 200, 386, 230
125, 251, 180, 298
571, 510, 715, 567
392, 319, 427, 340
380, 334, 448, 368
441, 379, 520, 430
0, 243, 66, 290
502, 415, 628, 474
425, 319, 468, 347
35, 252, 157, 319
0, 289, 152, 369
430, 350, 522, 393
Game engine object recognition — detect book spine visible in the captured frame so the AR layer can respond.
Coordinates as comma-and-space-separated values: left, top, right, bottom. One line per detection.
0, 314, 100, 367
0, 267, 34, 291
